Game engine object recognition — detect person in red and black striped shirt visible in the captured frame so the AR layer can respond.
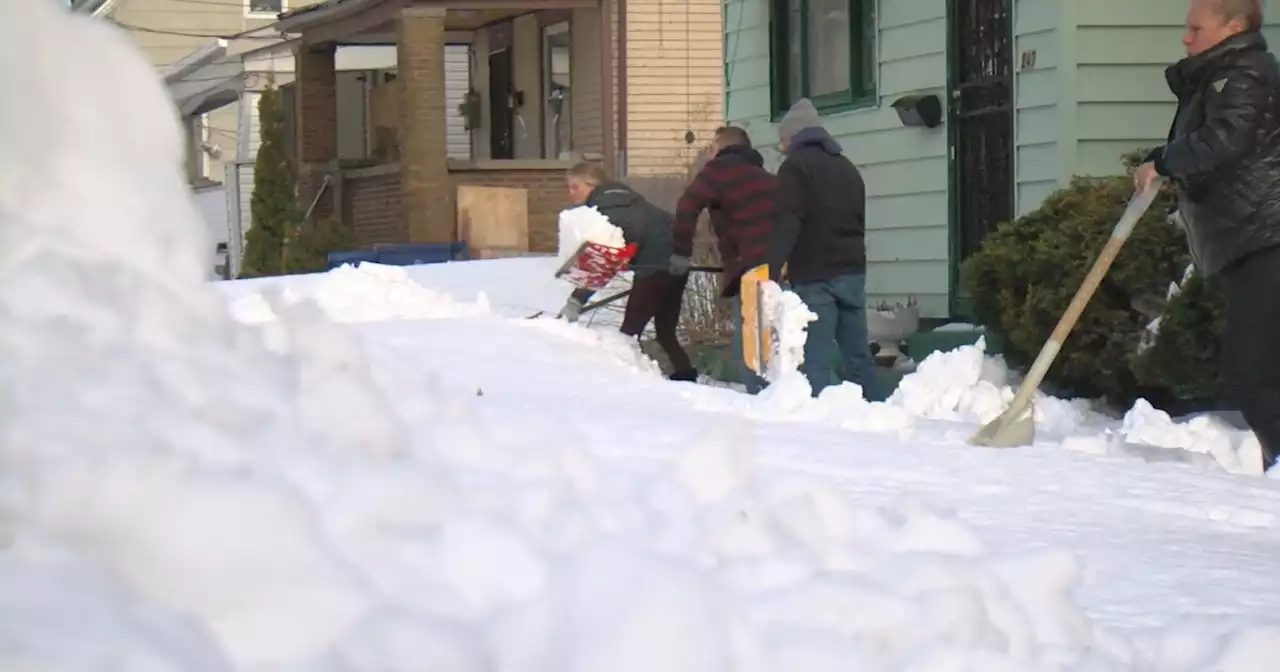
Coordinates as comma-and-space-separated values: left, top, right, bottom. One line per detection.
674, 126, 796, 393
673, 126, 791, 299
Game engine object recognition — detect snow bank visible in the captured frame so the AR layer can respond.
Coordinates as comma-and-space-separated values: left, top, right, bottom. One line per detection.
2, 5, 1273, 670
230, 262, 492, 324
556, 205, 626, 265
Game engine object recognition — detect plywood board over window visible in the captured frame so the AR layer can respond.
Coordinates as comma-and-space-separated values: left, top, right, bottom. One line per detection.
770, 0, 876, 116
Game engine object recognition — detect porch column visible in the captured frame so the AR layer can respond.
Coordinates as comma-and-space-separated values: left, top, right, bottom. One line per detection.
598, 0, 615, 177
295, 42, 338, 220
397, 6, 452, 243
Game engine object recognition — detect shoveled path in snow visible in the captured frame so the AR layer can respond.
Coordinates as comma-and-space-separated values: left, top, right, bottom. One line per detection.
361, 315, 1280, 636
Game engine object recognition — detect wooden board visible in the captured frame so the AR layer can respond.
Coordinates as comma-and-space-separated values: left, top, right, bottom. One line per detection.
456, 185, 529, 253
739, 264, 772, 375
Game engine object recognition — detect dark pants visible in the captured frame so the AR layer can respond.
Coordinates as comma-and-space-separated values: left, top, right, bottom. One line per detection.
1219, 245, 1280, 472
790, 273, 880, 399
621, 272, 694, 376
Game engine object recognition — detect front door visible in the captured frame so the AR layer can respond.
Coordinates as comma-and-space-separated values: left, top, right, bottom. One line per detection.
488, 48, 514, 159
947, 0, 1014, 315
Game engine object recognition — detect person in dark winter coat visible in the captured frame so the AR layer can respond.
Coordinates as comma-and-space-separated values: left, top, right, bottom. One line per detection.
674, 126, 786, 393
773, 98, 879, 399
563, 161, 697, 382
1134, 0, 1280, 472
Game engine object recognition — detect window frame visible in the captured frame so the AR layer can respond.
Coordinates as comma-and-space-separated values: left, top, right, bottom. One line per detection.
244, 0, 285, 18
769, 0, 877, 119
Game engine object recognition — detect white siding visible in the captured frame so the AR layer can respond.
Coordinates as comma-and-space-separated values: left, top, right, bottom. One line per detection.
445, 44, 473, 159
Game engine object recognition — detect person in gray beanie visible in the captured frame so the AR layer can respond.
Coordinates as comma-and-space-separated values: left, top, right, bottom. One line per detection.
773, 97, 879, 400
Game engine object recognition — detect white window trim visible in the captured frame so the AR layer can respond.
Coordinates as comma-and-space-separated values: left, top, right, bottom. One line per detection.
244, 0, 286, 18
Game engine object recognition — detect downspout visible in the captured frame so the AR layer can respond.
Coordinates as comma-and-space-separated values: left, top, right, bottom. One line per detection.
616, 0, 627, 175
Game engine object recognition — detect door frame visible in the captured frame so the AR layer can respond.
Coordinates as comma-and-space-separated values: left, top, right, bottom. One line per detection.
488, 46, 515, 160
945, 0, 1017, 319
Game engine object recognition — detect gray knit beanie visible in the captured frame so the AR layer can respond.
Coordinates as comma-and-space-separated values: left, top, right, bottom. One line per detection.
778, 98, 821, 142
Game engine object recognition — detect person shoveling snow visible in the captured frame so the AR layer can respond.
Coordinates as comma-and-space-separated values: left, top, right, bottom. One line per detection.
558, 161, 700, 382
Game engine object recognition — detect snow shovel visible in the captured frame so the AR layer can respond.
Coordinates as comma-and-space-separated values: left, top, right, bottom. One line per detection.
969, 180, 1163, 448
740, 264, 773, 375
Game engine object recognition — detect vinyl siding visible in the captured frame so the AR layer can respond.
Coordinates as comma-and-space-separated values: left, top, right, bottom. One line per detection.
725, 0, 952, 317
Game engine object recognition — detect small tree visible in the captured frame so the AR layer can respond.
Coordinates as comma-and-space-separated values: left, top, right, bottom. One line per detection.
239, 87, 298, 278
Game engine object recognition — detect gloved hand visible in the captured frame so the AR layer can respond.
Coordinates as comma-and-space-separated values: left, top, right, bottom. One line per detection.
668, 254, 692, 276
560, 297, 585, 323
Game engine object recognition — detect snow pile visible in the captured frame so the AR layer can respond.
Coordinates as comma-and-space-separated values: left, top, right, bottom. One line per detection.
230, 262, 492, 325
888, 337, 1109, 438
689, 334, 1106, 440
556, 205, 626, 265
1117, 400, 1265, 475
522, 314, 665, 377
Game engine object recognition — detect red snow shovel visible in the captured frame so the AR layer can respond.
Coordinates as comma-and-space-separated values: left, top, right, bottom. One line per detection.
969, 180, 1163, 448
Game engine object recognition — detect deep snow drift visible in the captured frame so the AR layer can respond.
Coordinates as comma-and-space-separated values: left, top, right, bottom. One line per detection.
2, 2, 1279, 670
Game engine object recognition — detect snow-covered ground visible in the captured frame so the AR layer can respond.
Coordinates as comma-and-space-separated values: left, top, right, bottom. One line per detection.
3, 2, 1280, 670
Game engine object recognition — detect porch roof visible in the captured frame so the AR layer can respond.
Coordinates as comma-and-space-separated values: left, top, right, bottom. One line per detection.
275, 0, 597, 44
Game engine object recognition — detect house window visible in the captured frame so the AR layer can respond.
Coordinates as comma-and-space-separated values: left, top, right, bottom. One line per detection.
246, 0, 283, 16
542, 21, 572, 159
771, 0, 876, 115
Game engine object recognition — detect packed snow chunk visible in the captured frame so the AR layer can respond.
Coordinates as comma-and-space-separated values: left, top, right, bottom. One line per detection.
1120, 399, 1262, 475
761, 280, 817, 382
231, 262, 492, 324
888, 337, 1011, 423
557, 205, 626, 264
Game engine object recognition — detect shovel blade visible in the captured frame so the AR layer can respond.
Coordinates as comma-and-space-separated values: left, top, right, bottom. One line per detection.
968, 403, 1035, 448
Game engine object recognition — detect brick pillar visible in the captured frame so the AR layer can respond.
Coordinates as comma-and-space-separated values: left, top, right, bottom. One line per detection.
397, 6, 452, 243
295, 42, 338, 220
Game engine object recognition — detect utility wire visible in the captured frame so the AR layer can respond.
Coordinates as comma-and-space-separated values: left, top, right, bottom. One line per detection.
107, 17, 282, 40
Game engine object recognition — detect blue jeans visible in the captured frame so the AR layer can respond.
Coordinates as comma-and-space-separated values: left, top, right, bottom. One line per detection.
729, 294, 769, 394
790, 273, 880, 399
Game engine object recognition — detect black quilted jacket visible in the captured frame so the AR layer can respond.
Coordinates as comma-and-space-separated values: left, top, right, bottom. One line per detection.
1150, 30, 1280, 275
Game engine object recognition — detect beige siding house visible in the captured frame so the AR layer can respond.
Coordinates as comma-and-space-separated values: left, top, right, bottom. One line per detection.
77, 0, 324, 183
460, 0, 724, 174
261, 0, 724, 257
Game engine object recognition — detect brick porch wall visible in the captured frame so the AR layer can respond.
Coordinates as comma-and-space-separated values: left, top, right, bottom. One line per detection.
340, 161, 571, 253
343, 164, 404, 246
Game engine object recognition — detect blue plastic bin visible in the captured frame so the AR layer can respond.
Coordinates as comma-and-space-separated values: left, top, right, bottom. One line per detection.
326, 250, 379, 270
373, 242, 469, 266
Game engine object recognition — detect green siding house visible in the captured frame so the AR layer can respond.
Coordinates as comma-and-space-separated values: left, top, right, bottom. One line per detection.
723, 0, 1280, 318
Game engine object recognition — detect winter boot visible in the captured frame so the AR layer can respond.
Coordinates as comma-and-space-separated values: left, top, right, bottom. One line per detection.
668, 368, 699, 383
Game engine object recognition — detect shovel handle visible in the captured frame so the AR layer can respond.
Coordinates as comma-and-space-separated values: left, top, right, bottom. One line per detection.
1005, 182, 1162, 412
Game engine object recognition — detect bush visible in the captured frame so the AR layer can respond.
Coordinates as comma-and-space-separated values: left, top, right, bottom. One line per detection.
962, 149, 1226, 408
284, 216, 358, 274
1131, 268, 1226, 401
239, 87, 297, 278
